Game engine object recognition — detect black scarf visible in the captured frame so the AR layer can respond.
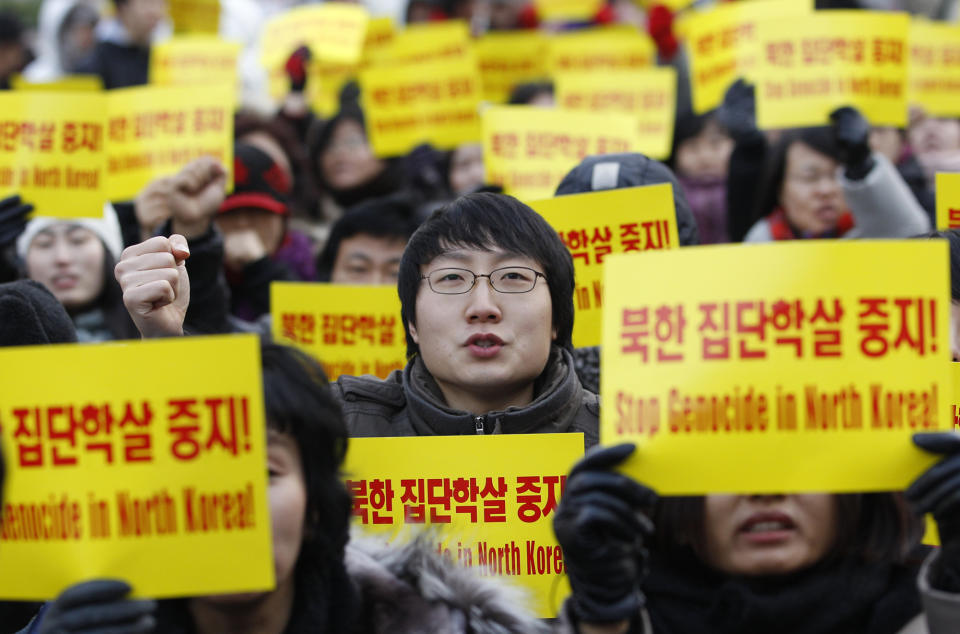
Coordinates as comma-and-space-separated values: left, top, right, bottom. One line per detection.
644, 548, 922, 634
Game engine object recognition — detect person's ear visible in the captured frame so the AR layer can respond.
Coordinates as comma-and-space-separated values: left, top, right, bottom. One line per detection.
408, 321, 420, 344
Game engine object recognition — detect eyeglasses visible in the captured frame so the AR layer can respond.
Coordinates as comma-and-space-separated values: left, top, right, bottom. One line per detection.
420, 266, 546, 294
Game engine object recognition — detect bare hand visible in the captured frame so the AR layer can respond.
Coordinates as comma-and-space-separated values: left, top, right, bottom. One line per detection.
170, 157, 227, 239
114, 235, 191, 338
223, 228, 266, 272
134, 176, 175, 242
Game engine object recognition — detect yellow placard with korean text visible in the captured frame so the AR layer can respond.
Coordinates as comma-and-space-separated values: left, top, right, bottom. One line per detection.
555, 68, 677, 159
0, 335, 273, 600
684, 0, 811, 114
344, 434, 584, 618
367, 20, 472, 67
260, 4, 370, 71
360, 56, 482, 157
149, 37, 240, 93
548, 27, 655, 74
754, 11, 909, 129
909, 20, 960, 117
530, 185, 678, 348
0, 91, 106, 218
169, 0, 220, 34
483, 106, 641, 200
11, 74, 102, 91
106, 84, 234, 201
936, 172, 960, 230
475, 32, 550, 103
534, 0, 603, 21
271, 282, 407, 380
602, 241, 952, 494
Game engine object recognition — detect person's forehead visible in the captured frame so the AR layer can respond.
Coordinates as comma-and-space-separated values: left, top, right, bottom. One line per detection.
426, 246, 540, 269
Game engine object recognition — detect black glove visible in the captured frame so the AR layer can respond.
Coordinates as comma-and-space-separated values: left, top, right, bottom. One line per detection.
830, 106, 875, 181
284, 45, 311, 93
906, 432, 960, 592
0, 194, 32, 247
716, 78, 757, 141
38, 579, 156, 633
553, 443, 656, 625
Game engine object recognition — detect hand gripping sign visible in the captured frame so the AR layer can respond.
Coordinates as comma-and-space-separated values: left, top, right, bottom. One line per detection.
0, 335, 273, 599
601, 240, 952, 495
344, 433, 584, 617
271, 282, 408, 380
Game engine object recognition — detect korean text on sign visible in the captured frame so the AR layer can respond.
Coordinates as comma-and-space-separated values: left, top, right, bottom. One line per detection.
909, 19, 960, 118
271, 282, 407, 380
602, 241, 952, 494
530, 184, 678, 347
936, 172, 960, 230
344, 433, 584, 617
0, 335, 273, 600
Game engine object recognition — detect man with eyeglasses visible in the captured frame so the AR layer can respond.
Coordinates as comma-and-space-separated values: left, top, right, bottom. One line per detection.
334, 192, 599, 447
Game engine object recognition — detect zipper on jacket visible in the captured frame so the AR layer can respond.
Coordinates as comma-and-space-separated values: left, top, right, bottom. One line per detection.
474, 415, 485, 435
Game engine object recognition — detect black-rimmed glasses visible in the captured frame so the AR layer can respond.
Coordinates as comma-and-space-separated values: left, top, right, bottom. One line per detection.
420, 266, 546, 294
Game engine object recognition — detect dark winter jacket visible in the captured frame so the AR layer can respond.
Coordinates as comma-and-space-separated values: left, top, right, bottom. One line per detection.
77, 40, 149, 90
333, 346, 599, 449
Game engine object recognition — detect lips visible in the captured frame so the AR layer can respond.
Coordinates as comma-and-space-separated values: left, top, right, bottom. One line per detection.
50, 274, 79, 290
738, 512, 796, 543
465, 333, 505, 358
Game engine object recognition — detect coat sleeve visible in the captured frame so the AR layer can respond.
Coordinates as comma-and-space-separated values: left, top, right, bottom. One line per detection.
918, 549, 960, 633
842, 153, 932, 239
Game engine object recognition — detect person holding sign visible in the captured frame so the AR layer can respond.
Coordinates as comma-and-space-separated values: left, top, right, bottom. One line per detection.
334, 192, 599, 445
552, 442, 960, 634
744, 106, 930, 241
77, 0, 168, 89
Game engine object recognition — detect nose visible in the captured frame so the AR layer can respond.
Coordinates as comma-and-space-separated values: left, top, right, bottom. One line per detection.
52, 239, 72, 264
465, 276, 502, 324
748, 493, 786, 503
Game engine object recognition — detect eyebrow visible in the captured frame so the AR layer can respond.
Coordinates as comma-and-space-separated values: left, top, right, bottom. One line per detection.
438, 249, 524, 265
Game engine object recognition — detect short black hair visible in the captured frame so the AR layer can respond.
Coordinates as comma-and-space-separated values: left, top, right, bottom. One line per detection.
508, 80, 554, 105
0, 11, 23, 46
921, 230, 960, 302
397, 192, 575, 357
316, 196, 421, 281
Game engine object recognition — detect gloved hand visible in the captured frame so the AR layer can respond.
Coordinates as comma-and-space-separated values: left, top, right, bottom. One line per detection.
38, 579, 156, 633
0, 194, 32, 247
284, 45, 312, 93
907, 432, 960, 592
830, 106, 875, 181
716, 78, 757, 141
553, 443, 656, 625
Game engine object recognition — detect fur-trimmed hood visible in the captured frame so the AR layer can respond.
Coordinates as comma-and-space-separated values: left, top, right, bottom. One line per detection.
346, 534, 548, 634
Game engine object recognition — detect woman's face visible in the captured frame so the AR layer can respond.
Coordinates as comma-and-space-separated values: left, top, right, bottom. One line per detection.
321, 119, 385, 192
215, 208, 286, 255
908, 113, 960, 155
675, 120, 734, 180
779, 141, 845, 236
449, 143, 485, 195
25, 224, 106, 310
702, 494, 837, 576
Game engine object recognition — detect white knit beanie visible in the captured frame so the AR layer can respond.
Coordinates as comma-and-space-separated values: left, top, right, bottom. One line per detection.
16, 202, 124, 262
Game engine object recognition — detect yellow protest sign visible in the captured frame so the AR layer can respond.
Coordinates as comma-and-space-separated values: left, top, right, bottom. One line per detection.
935, 172, 960, 230
344, 434, 583, 617
548, 27, 655, 74
684, 0, 811, 114
754, 11, 910, 129
530, 185, 678, 348
360, 56, 482, 157
261, 3, 370, 70
363, 17, 396, 60
483, 105, 641, 200
909, 20, 960, 117
555, 68, 677, 159
534, 0, 603, 21
271, 282, 407, 380
0, 335, 273, 599
475, 32, 550, 103
0, 92, 106, 218
106, 84, 234, 201
149, 36, 240, 92
169, 0, 219, 34
368, 20, 473, 67
11, 75, 102, 91
602, 240, 952, 494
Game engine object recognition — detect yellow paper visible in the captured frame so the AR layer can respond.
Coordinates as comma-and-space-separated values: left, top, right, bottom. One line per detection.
149, 37, 240, 93
367, 20, 472, 66
361, 56, 482, 157
169, 0, 220, 34
0, 335, 273, 600
475, 32, 550, 103
261, 4, 370, 70
363, 17, 397, 61
530, 185, 678, 348
555, 68, 677, 159
534, 0, 603, 21
635, 0, 695, 12
684, 0, 812, 113
344, 434, 584, 617
936, 172, 960, 230
271, 282, 408, 380
924, 514, 941, 546
10, 75, 103, 91
601, 241, 952, 494
909, 20, 960, 117
483, 105, 641, 200
0, 92, 107, 218
548, 27, 655, 74
106, 84, 234, 201
754, 11, 910, 129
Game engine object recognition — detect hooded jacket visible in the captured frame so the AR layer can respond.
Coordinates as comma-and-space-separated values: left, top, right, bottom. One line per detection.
333, 346, 599, 448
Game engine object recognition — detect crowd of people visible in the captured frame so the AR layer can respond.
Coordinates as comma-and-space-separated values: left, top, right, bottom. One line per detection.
3, 0, 960, 632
